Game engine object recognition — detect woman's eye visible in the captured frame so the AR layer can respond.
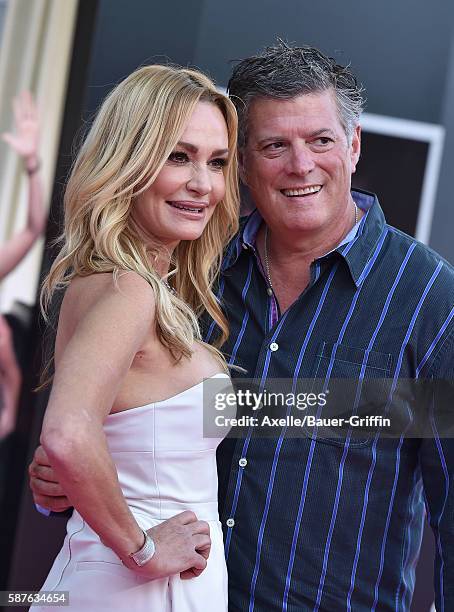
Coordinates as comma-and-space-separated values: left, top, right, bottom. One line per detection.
168, 151, 189, 163
210, 158, 227, 169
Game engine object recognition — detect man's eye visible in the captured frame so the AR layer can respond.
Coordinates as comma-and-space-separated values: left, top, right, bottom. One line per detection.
265, 142, 284, 150
168, 151, 189, 163
312, 137, 333, 146
210, 158, 227, 170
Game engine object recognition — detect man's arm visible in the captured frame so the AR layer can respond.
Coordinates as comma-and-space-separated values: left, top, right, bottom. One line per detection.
419, 330, 454, 611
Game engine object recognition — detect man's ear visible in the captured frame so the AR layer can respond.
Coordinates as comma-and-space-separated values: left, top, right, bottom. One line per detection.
350, 124, 361, 174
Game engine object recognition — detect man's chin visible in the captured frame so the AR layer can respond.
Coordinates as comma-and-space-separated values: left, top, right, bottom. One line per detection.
279, 214, 327, 235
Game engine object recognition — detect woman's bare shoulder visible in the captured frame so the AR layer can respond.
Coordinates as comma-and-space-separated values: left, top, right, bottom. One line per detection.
58, 271, 156, 340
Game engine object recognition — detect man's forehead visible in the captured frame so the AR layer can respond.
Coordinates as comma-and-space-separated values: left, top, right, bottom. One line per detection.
246, 90, 341, 136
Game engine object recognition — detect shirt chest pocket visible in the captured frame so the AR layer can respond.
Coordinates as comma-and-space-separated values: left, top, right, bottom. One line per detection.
303, 341, 393, 447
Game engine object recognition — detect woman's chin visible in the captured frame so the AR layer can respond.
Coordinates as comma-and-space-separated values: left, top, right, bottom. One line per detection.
178, 231, 205, 242
168, 225, 207, 242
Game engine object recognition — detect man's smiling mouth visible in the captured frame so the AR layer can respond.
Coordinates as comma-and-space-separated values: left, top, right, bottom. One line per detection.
281, 185, 322, 197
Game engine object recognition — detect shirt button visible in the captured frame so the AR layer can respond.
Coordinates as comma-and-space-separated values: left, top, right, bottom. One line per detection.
239, 457, 247, 467
226, 518, 235, 528
269, 342, 279, 352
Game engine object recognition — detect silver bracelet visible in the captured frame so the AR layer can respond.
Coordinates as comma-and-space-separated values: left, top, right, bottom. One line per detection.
128, 529, 156, 567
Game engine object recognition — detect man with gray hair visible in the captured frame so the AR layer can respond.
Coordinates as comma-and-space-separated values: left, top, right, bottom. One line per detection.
30, 42, 454, 611
212, 41, 454, 611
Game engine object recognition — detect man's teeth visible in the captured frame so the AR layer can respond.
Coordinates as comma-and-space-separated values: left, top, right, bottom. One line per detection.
168, 202, 202, 212
282, 186, 322, 197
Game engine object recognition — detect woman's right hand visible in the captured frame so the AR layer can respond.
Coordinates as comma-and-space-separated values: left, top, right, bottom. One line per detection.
122, 511, 211, 579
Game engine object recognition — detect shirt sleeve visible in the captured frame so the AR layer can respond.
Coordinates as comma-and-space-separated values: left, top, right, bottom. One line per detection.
419, 328, 454, 611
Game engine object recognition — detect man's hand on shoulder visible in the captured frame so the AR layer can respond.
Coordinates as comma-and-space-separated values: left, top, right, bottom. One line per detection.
29, 445, 71, 513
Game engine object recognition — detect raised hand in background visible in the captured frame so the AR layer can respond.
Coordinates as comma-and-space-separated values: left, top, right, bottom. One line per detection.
0, 91, 46, 281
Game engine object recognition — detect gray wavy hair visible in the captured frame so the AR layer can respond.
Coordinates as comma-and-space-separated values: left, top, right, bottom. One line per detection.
227, 39, 365, 148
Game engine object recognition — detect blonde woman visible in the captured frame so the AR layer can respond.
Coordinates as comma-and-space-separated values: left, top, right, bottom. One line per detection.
32, 65, 238, 611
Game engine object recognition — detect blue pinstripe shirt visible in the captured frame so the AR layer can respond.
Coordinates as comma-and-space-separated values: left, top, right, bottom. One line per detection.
205, 190, 454, 612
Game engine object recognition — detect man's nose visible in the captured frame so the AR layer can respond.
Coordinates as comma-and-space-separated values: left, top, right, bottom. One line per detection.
285, 145, 315, 175
186, 163, 212, 195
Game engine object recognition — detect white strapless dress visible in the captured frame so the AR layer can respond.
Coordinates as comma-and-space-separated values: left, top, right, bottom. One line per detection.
32, 373, 230, 612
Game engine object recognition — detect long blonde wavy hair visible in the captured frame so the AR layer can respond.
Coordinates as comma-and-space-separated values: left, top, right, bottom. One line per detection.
40, 65, 239, 375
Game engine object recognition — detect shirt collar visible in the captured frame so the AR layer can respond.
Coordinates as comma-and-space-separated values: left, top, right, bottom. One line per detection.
336, 190, 386, 286
222, 189, 386, 287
